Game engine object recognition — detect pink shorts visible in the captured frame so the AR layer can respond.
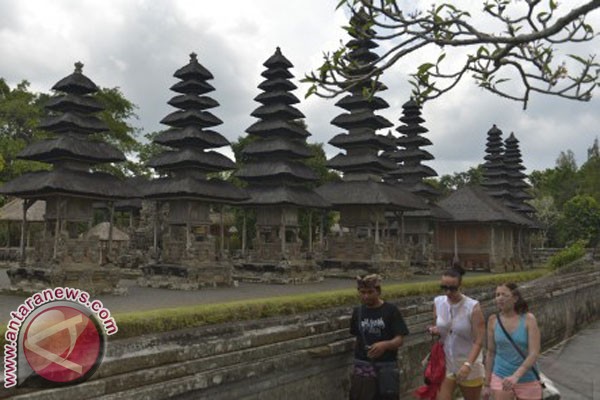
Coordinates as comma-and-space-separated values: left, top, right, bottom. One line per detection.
491, 373, 542, 400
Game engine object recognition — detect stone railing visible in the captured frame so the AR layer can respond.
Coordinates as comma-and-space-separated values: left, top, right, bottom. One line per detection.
3, 267, 599, 399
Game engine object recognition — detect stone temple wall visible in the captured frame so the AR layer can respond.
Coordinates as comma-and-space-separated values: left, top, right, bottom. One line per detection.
3, 266, 599, 399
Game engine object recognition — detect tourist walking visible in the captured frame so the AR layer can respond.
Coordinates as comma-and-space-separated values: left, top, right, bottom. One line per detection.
349, 274, 410, 400
483, 282, 542, 400
427, 265, 485, 400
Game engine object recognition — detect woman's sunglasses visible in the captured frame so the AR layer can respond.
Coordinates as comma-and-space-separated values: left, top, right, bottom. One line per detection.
440, 285, 459, 292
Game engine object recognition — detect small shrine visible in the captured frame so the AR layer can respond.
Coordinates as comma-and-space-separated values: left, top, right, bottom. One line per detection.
234, 47, 329, 284
435, 125, 535, 271
0, 62, 134, 293
142, 53, 248, 289
316, 10, 427, 278
504, 133, 536, 215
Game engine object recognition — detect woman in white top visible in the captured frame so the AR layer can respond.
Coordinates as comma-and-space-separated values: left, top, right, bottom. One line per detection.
428, 265, 485, 400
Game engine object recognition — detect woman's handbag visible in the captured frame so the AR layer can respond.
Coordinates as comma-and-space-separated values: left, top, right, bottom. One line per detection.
496, 314, 561, 400
413, 340, 445, 400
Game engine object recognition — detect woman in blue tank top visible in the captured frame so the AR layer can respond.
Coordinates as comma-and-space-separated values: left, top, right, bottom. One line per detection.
483, 283, 542, 400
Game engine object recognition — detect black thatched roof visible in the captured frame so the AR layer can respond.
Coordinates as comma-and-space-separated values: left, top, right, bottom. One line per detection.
235, 160, 318, 182
45, 94, 103, 114
39, 113, 108, 135
335, 94, 389, 111
402, 203, 454, 220
263, 47, 294, 68
257, 78, 297, 92
437, 186, 534, 226
167, 94, 219, 110
154, 128, 230, 149
316, 180, 428, 210
242, 137, 312, 159
143, 177, 248, 203
173, 53, 214, 81
243, 186, 330, 208
51, 62, 98, 95
328, 153, 397, 173
329, 130, 396, 150
0, 169, 136, 199
331, 112, 393, 131
250, 104, 304, 120
170, 79, 215, 95
254, 91, 299, 105
18, 135, 125, 164
160, 109, 222, 128
147, 149, 236, 172
245, 119, 310, 139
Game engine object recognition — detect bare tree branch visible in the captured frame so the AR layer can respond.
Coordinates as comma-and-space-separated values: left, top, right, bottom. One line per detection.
304, 0, 600, 109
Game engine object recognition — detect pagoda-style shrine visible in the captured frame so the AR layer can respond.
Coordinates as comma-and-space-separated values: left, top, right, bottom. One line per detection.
504, 133, 536, 215
142, 53, 248, 289
383, 99, 450, 268
316, 10, 426, 278
481, 125, 512, 206
234, 47, 329, 284
0, 62, 134, 293
435, 125, 535, 271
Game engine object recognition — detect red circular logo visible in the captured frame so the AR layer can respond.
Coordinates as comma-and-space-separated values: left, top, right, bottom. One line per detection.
23, 305, 102, 383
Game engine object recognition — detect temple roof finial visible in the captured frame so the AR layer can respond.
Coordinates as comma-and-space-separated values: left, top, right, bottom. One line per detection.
74, 61, 84, 73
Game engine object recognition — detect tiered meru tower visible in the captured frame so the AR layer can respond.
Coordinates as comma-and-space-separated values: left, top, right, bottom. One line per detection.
234, 47, 329, 283
503, 133, 535, 215
481, 125, 512, 206
143, 53, 248, 289
316, 10, 426, 277
0, 62, 133, 293
383, 99, 450, 268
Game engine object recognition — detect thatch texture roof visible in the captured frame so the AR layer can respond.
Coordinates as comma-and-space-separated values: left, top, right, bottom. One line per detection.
85, 222, 130, 241
0, 169, 136, 199
437, 186, 534, 226
329, 130, 396, 150
0, 199, 46, 222
235, 160, 318, 182
18, 135, 125, 163
154, 128, 229, 149
316, 180, 427, 210
148, 149, 236, 172
39, 112, 107, 134
243, 186, 330, 208
242, 137, 312, 158
142, 177, 248, 203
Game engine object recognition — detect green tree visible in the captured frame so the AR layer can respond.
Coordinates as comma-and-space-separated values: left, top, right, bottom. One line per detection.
435, 165, 483, 193
529, 195, 560, 248
0, 79, 146, 180
305, 1, 599, 109
557, 195, 600, 246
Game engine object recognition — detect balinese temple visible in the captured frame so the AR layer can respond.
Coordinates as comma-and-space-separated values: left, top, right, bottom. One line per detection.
383, 99, 450, 267
142, 53, 248, 289
316, 10, 426, 277
481, 125, 512, 206
0, 62, 134, 293
435, 125, 534, 272
234, 47, 329, 284
504, 133, 536, 215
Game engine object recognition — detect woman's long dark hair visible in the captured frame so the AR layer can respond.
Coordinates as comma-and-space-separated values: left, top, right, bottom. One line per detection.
503, 282, 529, 314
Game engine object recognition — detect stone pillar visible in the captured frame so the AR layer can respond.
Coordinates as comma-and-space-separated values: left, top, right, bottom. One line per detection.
308, 211, 313, 253
242, 212, 247, 257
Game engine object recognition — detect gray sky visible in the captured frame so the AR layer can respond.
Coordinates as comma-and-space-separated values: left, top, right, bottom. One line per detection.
1, 0, 599, 176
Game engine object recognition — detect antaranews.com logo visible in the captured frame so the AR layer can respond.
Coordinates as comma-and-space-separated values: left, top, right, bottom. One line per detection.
3, 287, 117, 388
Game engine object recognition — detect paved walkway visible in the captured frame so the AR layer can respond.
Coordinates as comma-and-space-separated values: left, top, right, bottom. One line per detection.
538, 319, 600, 400
0, 267, 454, 323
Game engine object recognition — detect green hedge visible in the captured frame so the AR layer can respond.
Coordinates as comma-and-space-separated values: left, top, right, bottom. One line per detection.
0, 269, 548, 347
548, 241, 587, 270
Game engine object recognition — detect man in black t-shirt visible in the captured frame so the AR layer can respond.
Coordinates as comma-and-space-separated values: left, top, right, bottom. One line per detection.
349, 274, 409, 400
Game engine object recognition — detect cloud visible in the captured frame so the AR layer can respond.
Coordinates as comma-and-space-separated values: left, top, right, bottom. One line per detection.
0, 0, 598, 178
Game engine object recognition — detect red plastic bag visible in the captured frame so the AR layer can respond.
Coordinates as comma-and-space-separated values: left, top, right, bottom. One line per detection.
413, 341, 445, 400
